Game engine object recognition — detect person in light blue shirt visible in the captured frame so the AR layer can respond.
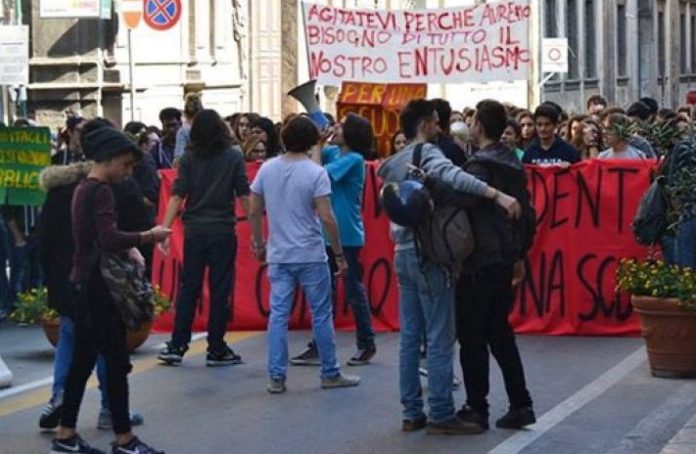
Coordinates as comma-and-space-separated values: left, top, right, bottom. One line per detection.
291, 113, 377, 367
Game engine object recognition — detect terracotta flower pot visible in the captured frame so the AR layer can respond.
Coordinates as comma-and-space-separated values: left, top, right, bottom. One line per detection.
41, 319, 152, 353
631, 295, 696, 378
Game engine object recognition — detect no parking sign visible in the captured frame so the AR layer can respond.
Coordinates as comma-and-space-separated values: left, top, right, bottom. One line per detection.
143, 0, 181, 31
542, 38, 568, 73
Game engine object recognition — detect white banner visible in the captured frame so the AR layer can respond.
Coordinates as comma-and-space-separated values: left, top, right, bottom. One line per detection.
542, 38, 568, 73
0, 25, 29, 85
302, 0, 531, 86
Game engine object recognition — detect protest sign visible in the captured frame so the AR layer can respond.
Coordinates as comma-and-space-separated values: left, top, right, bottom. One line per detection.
337, 82, 426, 156
152, 159, 655, 337
0, 127, 51, 206
302, 0, 531, 86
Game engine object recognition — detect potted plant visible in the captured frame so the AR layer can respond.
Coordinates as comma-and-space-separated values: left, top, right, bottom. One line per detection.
616, 259, 696, 378
9, 287, 60, 346
127, 285, 172, 352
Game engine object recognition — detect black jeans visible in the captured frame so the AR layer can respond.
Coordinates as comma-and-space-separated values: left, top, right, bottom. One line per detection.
172, 233, 237, 352
60, 272, 132, 434
456, 264, 532, 415
327, 247, 375, 350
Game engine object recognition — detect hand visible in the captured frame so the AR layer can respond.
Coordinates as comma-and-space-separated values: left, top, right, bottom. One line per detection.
150, 225, 172, 243
334, 255, 348, 277
253, 247, 266, 263
159, 237, 170, 256
511, 260, 526, 288
128, 247, 146, 273
495, 191, 521, 220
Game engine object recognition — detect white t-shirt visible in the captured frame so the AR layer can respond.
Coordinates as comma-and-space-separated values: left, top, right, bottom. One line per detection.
598, 145, 646, 160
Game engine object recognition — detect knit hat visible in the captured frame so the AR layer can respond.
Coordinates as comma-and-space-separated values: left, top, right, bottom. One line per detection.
82, 127, 141, 162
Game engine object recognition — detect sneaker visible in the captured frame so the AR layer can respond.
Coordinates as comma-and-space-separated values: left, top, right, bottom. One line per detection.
39, 399, 62, 430
290, 341, 320, 366
157, 342, 187, 366
97, 409, 145, 430
320, 373, 361, 389
112, 436, 163, 454
206, 345, 242, 367
496, 406, 536, 429
456, 405, 489, 431
50, 434, 105, 454
402, 414, 428, 432
346, 346, 376, 366
426, 417, 485, 435
267, 377, 287, 394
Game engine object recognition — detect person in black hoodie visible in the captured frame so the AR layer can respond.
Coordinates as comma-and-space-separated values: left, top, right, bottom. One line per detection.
454, 100, 537, 433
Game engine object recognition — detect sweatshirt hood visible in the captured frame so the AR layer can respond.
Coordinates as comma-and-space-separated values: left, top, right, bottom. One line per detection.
39, 161, 93, 192
467, 144, 524, 173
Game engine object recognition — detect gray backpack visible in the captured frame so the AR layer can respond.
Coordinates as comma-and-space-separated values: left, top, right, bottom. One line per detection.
412, 144, 475, 277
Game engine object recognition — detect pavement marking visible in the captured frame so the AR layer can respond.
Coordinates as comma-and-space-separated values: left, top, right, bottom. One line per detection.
0, 332, 208, 401
607, 383, 696, 454
488, 346, 647, 454
0, 331, 261, 419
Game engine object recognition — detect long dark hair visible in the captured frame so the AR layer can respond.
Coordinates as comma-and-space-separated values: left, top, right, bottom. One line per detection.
189, 109, 233, 157
343, 113, 375, 159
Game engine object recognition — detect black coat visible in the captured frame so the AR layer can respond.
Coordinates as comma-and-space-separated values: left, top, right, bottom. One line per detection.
457, 144, 537, 275
37, 163, 152, 317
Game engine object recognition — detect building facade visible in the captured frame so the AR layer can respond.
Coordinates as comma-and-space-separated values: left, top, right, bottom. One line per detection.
6, 0, 695, 128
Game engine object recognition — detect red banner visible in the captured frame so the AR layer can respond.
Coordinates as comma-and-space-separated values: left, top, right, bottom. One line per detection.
152, 159, 656, 336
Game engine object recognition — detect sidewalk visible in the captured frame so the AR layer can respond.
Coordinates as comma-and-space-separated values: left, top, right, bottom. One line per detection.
661, 413, 696, 454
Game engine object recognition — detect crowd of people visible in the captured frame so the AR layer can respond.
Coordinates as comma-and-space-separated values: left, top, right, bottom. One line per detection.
0, 89, 693, 453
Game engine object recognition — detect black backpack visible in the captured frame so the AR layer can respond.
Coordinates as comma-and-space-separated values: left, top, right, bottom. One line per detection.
632, 175, 668, 245
412, 144, 475, 277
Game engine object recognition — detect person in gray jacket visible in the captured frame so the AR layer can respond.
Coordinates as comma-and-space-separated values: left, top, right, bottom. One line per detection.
378, 99, 520, 435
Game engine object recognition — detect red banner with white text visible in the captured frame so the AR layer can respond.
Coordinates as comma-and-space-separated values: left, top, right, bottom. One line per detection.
152, 159, 657, 336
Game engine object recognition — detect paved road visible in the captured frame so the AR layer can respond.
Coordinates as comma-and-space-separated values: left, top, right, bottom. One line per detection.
1, 322, 696, 454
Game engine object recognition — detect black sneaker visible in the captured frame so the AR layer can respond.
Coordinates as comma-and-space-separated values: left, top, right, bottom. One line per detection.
206, 345, 242, 367
112, 436, 164, 454
50, 434, 105, 454
496, 406, 536, 429
456, 405, 489, 431
157, 342, 187, 366
347, 346, 376, 366
426, 417, 485, 435
402, 414, 428, 432
290, 341, 320, 366
39, 398, 62, 429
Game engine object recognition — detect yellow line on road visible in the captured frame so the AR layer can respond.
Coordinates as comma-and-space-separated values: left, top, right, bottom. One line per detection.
0, 331, 261, 419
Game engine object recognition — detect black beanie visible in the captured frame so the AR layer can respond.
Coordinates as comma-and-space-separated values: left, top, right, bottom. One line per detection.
82, 127, 140, 162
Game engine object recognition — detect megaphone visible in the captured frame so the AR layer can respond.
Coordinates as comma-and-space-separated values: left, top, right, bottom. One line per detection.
288, 80, 330, 129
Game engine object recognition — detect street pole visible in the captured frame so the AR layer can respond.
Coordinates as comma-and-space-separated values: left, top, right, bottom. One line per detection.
128, 27, 135, 122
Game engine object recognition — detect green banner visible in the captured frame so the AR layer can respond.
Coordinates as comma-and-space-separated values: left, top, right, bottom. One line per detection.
0, 127, 51, 206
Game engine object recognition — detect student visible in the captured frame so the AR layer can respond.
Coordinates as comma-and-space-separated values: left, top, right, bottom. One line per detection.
158, 110, 251, 367
51, 127, 170, 454
501, 118, 525, 161
598, 114, 647, 160
456, 100, 537, 432
249, 116, 361, 394
522, 105, 581, 166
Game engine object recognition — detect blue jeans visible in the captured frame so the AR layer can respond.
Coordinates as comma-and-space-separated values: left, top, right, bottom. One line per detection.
662, 218, 696, 268
395, 249, 456, 423
52, 317, 109, 409
267, 262, 340, 380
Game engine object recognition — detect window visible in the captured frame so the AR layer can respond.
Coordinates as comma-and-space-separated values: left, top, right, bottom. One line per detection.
617, 3, 627, 76
584, 0, 596, 78
567, 0, 579, 79
681, 13, 687, 74
658, 11, 666, 78
545, 0, 557, 37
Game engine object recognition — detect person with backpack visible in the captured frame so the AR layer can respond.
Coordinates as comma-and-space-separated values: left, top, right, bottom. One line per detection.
378, 99, 521, 435
452, 100, 537, 433
50, 127, 171, 454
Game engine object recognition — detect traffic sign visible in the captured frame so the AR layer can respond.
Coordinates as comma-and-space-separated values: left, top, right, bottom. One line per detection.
542, 38, 569, 73
143, 0, 181, 31
122, 0, 142, 29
